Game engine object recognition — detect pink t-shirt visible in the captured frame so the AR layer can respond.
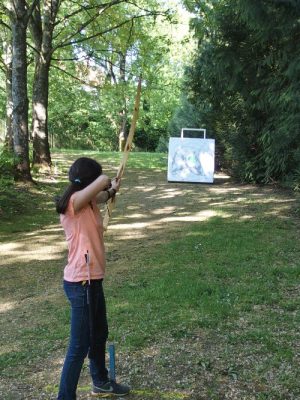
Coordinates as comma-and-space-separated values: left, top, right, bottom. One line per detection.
60, 196, 106, 282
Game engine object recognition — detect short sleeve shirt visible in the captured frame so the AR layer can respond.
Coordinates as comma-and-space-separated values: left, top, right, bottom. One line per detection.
60, 196, 106, 282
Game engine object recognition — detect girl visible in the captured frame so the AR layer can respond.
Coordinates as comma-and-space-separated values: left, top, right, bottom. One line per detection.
56, 157, 130, 399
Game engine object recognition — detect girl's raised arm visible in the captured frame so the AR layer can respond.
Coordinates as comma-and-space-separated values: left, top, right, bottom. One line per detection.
96, 177, 121, 204
72, 175, 110, 212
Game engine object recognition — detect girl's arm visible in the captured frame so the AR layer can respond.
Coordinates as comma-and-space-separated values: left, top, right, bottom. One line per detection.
72, 175, 111, 212
96, 178, 121, 204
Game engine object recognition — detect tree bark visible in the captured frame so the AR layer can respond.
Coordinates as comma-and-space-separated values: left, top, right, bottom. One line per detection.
118, 51, 127, 151
31, 0, 60, 168
5, 57, 13, 151
10, 0, 32, 181
118, 109, 127, 151
2, 34, 13, 151
32, 53, 52, 167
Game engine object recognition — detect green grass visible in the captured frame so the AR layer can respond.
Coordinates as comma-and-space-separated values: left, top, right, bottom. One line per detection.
107, 216, 300, 344
0, 150, 300, 399
53, 148, 168, 170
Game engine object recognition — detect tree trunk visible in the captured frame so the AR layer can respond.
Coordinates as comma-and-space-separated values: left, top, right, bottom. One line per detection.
5, 60, 13, 151
118, 110, 127, 151
11, 1, 32, 181
118, 51, 127, 151
32, 56, 52, 167
3, 36, 13, 151
31, 0, 60, 168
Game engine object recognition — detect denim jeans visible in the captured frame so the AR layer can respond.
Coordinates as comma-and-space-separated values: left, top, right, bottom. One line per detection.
57, 280, 108, 400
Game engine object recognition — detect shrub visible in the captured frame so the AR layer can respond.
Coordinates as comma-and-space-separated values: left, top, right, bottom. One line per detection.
0, 148, 15, 178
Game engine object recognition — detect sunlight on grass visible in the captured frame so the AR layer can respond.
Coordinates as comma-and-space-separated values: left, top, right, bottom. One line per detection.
0, 301, 17, 313
0, 226, 66, 265
158, 209, 231, 223
114, 301, 130, 310
240, 214, 254, 220
151, 206, 177, 215
111, 221, 150, 230
0, 242, 65, 265
24, 225, 63, 236
159, 187, 183, 199
0, 344, 21, 357
110, 209, 231, 238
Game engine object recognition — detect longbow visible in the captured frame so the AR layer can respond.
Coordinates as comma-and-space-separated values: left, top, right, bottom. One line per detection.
103, 77, 142, 231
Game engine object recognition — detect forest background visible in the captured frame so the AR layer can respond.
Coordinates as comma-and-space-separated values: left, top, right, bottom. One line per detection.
0, 0, 300, 187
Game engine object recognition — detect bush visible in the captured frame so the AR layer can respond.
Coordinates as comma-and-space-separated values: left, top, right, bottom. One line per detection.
155, 136, 169, 153
0, 148, 15, 178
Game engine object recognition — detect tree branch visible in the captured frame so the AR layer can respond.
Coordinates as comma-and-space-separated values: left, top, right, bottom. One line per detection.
51, 63, 101, 88
51, 56, 80, 62
2, 1, 14, 19
0, 18, 11, 30
51, 51, 128, 76
51, 47, 122, 61
0, 59, 7, 74
125, 18, 135, 47
53, 0, 126, 37
26, 40, 39, 56
29, 1, 42, 49
25, 0, 39, 21
53, 12, 159, 51
54, 6, 107, 46
125, 1, 170, 16
0, 4, 9, 12
58, 0, 126, 23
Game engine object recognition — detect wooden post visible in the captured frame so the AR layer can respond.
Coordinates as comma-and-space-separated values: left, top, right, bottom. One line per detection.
103, 77, 142, 231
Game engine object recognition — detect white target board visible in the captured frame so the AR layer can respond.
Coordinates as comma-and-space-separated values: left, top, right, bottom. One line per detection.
168, 130, 215, 183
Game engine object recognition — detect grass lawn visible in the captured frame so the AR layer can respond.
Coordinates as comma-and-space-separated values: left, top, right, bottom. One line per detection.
0, 150, 300, 399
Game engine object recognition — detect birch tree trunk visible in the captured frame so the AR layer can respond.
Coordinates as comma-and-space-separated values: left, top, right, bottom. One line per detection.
31, 0, 60, 168
10, 0, 32, 181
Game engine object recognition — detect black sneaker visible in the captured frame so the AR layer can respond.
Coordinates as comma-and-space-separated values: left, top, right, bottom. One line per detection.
91, 380, 130, 397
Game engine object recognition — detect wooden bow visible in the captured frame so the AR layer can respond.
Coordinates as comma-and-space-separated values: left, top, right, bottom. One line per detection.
103, 77, 142, 231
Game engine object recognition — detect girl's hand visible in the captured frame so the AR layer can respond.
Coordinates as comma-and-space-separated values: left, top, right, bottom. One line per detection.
73, 174, 111, 212
105, 177, 112, 190
111, 177, 121, 192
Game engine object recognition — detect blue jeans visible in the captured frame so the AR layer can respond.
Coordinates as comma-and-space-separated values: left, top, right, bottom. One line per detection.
57, 280, 108, 400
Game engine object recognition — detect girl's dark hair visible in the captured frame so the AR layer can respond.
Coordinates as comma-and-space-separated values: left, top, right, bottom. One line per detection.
55, 157, 102, 214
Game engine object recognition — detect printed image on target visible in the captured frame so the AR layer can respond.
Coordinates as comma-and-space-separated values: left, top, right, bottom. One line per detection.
167, 129, 215, 183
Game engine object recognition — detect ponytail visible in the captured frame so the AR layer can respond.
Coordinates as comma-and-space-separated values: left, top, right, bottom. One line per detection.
55, 182, 81, 214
